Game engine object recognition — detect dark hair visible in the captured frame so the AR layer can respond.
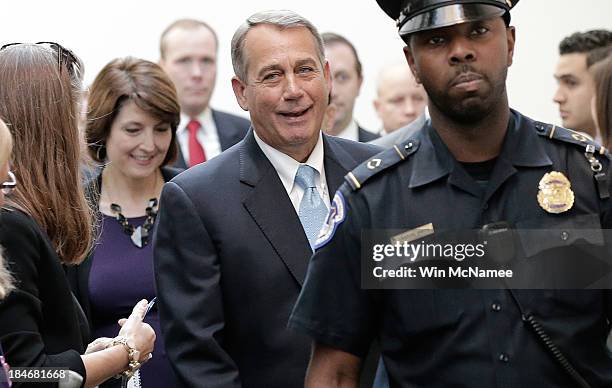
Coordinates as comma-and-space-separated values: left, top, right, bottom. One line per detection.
591, 54, 612, 148
587, 45, 612, 68
0, 44, 93, 265
86, 57, 180, 165
559, 29, 612, 55
321, 32, 363, 78
160, 19, 218, 59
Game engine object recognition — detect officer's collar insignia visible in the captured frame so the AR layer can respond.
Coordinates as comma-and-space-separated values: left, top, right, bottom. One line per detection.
537, 171, 574, 214
367, 158, 382, 170
314, 191, 346, 249
570, 132, 592, 143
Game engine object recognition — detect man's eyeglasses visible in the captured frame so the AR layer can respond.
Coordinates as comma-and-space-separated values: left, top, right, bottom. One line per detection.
1, 171, 16, 195
0, 41, 82, 78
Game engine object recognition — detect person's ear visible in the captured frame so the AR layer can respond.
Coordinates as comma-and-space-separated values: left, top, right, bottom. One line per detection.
403, 44, 421, 84
231, 76, 249, 111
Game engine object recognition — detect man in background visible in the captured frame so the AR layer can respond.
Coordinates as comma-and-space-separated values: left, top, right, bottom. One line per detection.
553, 29, 612, 139
373, 61, 427, 135
159, 19, 250, 168
322, 32, 378, 142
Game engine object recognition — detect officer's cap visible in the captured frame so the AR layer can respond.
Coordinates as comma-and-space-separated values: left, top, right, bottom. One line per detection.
376, 0, 519, 37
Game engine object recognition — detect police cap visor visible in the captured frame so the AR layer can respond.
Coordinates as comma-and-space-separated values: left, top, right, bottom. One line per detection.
399, 3, 506, 36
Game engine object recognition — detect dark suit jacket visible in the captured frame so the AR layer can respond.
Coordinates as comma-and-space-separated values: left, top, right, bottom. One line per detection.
358, 125, 379, 143
66, 166, 182, 328
0, 209, 89, 384
153, 130, 381, 388
173, 109, 250, 169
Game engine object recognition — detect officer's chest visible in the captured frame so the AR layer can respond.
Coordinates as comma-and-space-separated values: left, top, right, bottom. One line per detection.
364, 157, 603, 231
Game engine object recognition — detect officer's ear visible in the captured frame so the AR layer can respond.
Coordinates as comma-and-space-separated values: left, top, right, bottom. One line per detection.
231, 76, 249, 111
403, 44, 422, 84
506, 26, 516, 67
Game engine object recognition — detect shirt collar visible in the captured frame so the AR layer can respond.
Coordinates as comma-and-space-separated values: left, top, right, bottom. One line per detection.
335, 120, 359, 141
253, 131, 325, 195
408, 110, 552, 189
177, 107, 214, 134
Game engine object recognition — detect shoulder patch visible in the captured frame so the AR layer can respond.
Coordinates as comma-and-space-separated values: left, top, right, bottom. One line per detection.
535, 121, 607, 155
314, 191, 346, 249
344, 138, 420, 191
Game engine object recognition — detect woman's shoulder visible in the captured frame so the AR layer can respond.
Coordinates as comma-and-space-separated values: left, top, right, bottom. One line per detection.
0, 208, 44, 242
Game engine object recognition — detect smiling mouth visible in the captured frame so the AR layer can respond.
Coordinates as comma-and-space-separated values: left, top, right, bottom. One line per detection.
278, 107, 311, 118
132, 154, 155, 161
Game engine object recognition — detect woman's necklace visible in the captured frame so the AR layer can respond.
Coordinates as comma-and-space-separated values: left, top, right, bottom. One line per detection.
110, 198, 158, 248
104, 171, 161, 248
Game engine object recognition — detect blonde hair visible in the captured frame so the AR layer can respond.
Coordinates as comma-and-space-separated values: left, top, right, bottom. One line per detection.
0, 119, 14, 298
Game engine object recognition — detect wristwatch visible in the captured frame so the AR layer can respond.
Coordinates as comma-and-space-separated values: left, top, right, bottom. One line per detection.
109, 336, 141, 378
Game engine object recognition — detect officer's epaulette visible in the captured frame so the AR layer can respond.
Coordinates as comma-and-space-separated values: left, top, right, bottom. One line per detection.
534, 121, 607, 155
344, 138, 420, 191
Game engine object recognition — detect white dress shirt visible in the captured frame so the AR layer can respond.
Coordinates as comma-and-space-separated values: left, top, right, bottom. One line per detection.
334, 120, 359, 142
176, 107, 222, 162
254, 131, 330, 214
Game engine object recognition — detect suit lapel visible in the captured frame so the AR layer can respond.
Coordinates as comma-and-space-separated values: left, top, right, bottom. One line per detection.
240, 130, 312, 286
213, 109, 243, 151
323, 135, 359, 193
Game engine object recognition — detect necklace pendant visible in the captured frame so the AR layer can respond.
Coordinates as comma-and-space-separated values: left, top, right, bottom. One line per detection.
131, 226, 143, 248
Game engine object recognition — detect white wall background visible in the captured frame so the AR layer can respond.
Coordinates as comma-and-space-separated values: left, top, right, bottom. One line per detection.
1, 1, 610, 132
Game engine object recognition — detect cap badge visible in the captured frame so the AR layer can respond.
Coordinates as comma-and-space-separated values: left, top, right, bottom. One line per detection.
537, 171, 574, 214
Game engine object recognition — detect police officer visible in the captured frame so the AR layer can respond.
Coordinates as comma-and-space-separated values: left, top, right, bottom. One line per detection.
289, 0, 612, 386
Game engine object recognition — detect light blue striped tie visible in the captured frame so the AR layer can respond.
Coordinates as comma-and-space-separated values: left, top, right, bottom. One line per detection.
294, 165, 328, 249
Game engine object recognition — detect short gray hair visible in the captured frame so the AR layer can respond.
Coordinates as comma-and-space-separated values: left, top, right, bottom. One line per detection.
231, 10, 326, 82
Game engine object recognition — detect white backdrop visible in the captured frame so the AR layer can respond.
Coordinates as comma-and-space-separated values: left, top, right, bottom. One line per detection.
1, 1, 610, 132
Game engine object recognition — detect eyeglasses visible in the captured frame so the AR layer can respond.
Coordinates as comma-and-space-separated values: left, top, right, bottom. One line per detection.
1, 171, 16, 195
0, 41, 81, 77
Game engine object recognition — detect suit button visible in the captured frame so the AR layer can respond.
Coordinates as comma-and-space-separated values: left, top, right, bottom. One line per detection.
491, 302, 501, 312
561, 231, 569, 241
499, 353, 510, 362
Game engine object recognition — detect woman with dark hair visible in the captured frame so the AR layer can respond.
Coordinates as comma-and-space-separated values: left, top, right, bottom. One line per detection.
67, 56, 181, 387
0, 43, 155, 388
591, 53, 612, 148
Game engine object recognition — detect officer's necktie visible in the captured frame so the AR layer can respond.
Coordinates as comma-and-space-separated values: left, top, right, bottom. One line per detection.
294, 164, 328, 249
187, 119, 207, 167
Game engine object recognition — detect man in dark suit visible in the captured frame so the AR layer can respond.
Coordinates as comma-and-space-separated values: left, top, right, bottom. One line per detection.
321, 32, 379, 142
153, 10, 381, 388
159, 19, 250, 168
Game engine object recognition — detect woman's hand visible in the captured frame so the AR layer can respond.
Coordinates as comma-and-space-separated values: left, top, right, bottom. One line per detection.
117, 299, 156, 362
85, 337, 112, 354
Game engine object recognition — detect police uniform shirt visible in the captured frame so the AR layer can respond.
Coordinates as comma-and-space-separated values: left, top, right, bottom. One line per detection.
289, 110, 612, 387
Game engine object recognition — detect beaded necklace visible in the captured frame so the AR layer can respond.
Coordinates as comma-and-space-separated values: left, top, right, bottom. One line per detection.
110, 198, 158, 248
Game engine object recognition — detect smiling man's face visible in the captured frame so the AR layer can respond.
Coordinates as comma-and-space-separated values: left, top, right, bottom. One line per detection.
231, 24, 331, 161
